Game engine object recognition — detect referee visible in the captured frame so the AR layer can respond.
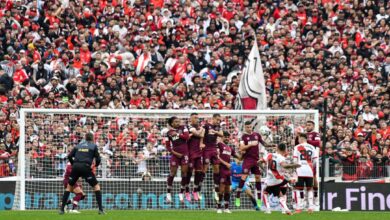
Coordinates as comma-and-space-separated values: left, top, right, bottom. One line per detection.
59, 133, 105, 215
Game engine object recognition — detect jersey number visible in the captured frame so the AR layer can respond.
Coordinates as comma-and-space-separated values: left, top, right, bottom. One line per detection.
268, 160, 277, 171
299, 150, 312, 161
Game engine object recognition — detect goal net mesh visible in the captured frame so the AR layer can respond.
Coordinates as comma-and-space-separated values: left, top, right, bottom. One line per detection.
13, 110, 318, 210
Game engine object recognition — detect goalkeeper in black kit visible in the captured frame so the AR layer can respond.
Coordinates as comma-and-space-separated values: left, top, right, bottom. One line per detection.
59, 133, 105, 215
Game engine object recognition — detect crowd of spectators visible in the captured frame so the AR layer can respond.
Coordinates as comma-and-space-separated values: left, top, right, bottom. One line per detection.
0, 0, 389, 180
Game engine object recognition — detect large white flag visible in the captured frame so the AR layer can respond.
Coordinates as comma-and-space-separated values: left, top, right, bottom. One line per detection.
235, 38, 268, 136
236, 39, 267, 110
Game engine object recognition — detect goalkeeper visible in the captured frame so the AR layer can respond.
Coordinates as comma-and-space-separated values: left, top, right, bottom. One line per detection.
231, 159, 260, 211
59, 133, 105, 215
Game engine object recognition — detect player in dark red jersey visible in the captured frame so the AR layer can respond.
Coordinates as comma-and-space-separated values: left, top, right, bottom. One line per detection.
216, 131, 239, 214
305, 120, 320, 207
306, 121, 320, 148
201, 113, 224, 201
235, 121, 266, 207
63, 162, 85, 213
165, 116, 190, 203
187, 113, 205, 201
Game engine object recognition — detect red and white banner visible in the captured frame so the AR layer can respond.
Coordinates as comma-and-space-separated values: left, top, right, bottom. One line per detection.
235, 39, 267, 110
134, 53, 151, 75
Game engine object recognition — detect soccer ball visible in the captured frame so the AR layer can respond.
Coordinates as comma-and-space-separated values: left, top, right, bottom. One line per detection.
142, 171, 152, 181
259, 125, 271, 136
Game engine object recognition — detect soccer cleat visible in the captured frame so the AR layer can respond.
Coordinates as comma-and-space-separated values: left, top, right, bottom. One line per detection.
308, 208, 314, 214
185, 192, 191, 202
255, 206, 260, 211
286, 211, 293, 216
256, 199, 262, 208
59, 209, 65, 215
65, 200, 72, 213
217, 209, 222, 214
303, 201, 308, 210
282, 210, 286, 214
214, 191, 219, 202
264, 210, 271, 214
166, 193, 172, 203
69, 210, 80, 214
179, 193, 184, 203
295, 209, 302, 214
235, 198, 241, 207
314, 197, 319, 207
223, 209, 232, 214
98, 210, 106, 215
192, 192, 200, 201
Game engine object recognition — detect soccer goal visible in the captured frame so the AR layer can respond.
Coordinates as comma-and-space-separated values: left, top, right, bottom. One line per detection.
9, 109, 318, 211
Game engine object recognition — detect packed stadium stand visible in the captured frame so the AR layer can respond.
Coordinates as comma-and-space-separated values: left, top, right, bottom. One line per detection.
0, 0, 389, 182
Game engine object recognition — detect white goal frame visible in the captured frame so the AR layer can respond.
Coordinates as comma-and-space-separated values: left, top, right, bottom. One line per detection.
9, 109, 319, 210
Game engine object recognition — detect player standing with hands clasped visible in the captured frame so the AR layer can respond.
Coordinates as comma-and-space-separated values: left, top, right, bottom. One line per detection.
216, 131, 239, 214
235, 121, 266, 207
59, 133, 105, 215
187, 113, 205, 201
165, 116, 190, 203
263, 143, 301, 215
201, 113, 224, 201
293, 133, 318, 214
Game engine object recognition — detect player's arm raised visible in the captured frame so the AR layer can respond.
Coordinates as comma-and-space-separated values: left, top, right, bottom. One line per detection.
94, 145, 101, 167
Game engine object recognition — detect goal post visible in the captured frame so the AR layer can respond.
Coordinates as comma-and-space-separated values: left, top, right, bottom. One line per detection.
11, 109, 319, 211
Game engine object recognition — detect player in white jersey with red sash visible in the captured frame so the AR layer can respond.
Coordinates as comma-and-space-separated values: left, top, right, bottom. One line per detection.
263, 143, 300, 215
293, 133, 318, 214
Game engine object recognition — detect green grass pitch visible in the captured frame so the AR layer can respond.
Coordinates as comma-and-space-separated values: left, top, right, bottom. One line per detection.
0, 210, 389, 220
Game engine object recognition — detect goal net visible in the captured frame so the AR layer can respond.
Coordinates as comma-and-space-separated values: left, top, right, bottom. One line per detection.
11, 109, 318, 210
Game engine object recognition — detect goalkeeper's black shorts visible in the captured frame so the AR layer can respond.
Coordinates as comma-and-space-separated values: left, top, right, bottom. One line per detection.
68, 162, 98, 187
